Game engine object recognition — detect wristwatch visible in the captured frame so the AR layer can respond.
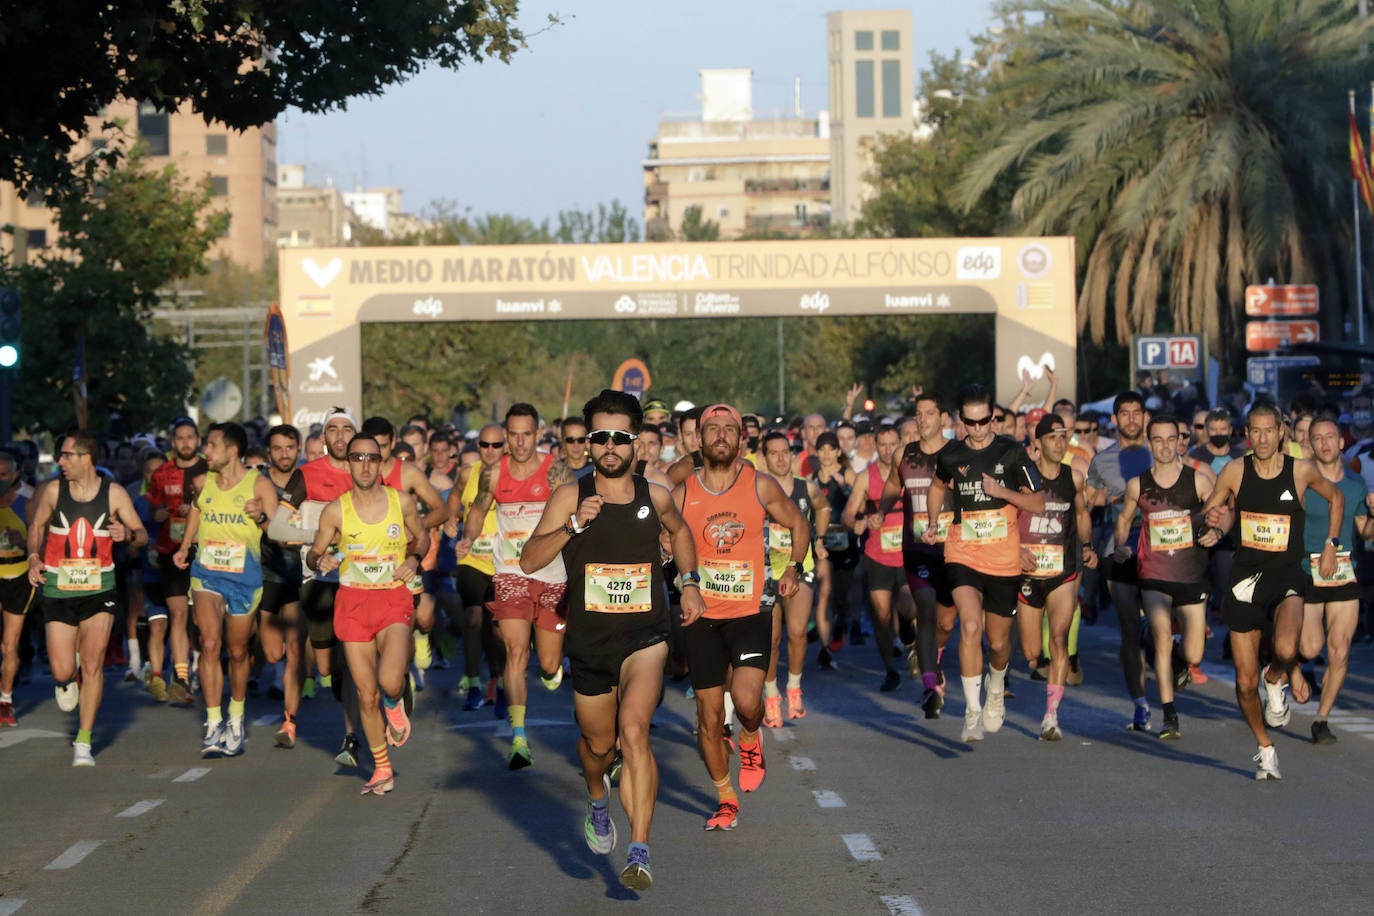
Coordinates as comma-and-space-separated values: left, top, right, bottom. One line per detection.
564, 514, 586, 536
1328, 537, 1341, 549
791, 561, 805, 577
678, 570, 702, 590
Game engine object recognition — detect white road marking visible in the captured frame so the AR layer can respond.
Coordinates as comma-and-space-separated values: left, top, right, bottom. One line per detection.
44, 840, 101, 870
0, 899, 27, 915
253, 715, 279, 727
842, 833, 882, 861
116, 799, 165, 818
1335, 723, 1374, 732
450, 719, 570, 732
789, 756, 816, 771
881, 895, 925, 916
813, 790, 846, 808
769, 728, 795, 743
173, 767, 212, 783
0, 727, 66, 750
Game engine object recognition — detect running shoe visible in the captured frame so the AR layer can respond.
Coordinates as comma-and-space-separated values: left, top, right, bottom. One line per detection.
607, 749, 624, 782
920, 688, 942, 720
961, 708, 984, 743
619, 846, 653, 891
148, 675, 168, 703
1173, 663, 1191, 691
301, 677, 316, 700
1188, 663, 1209, 685
816, 646, 834, 670
737, 739, 766, 792
704, 800, 739, 831
763, 694, 783, 728
335, 733, 359, 768
1128, 705, 1152, 732
413, 632, 433, 670
361, 767, 394, 796
1067, 658, 1084, 686
0, 700, 15, 726
1159, 712, 1181, 740
169, 676, 193, 706
1039, 714, 1062, 742
71, 741, 95, 767
54, 681, 79, 712
222, 716, 245, 756
880, 669, 900, 692
541, 665, 564, 691
905, 646, 921, 678
403, 672, 415, 716
1029, 659, 1049, 682
827, 634, 845, 653
464, 685, 485, 711
1261, 667, 1291, 727
1253, 744, 1281, 781
982, 677, 1005, 733
1311, 720, 1337, 745
201, 720, 226, 757
410, 667, 425, 693
786, 687, 806, 720
385, 697, 411, 748
584, 780, 617, 855
123, 666, 139, 683
935, 667, 946, 698
275, 717, 297, 749
508, 736, 533, 771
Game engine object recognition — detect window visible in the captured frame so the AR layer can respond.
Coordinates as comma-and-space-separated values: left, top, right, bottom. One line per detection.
26, 229, 46, 249
856, 61, 875, 118
882, 60, 902, 118
25, 190, 45, 209
210, 176, 229, 196
206, 134, 228, 156
718, 206, 730, 218
855, 30, 873, 51
137, 102, 170, 156
795, 203, 808, 222
881, 30, 900, 51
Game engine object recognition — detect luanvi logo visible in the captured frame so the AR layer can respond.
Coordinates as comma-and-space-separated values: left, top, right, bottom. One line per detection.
302, 257, 344, 289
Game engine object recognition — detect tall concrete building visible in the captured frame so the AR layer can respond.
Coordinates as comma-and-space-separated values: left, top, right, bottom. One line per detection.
643, 69, 831, 240
0, 101, 277, 269
276, 164, 362, 249
826, 9, 914, 225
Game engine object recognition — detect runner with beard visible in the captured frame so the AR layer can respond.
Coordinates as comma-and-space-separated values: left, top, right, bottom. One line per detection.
923, 385, 1044, 743
521, 390, 702, 890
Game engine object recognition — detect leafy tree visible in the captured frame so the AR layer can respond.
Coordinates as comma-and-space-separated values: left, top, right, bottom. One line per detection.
1, 147, 228, 432
555, 201, 642, 244
0, 0, 530, 196
957, 0, 1374, 377
678, 205, 720, 242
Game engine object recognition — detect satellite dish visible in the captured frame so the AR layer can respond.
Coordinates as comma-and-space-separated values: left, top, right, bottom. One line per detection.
201, 377, 243, 423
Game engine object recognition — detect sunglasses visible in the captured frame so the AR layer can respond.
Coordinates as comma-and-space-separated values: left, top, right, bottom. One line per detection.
960, 415, 993, 428
588, 429, 637, 447
992, 414, 1007, 422
564, 436, 587, 444
1193, 424, 1206, 429
248, 464, 269, 473
347, 452, 382, 464
478, 441, 505, 449
1074, 426, 1095, 434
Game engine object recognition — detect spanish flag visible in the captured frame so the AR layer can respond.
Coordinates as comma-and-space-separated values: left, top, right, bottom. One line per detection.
1352, 90, 1374, 214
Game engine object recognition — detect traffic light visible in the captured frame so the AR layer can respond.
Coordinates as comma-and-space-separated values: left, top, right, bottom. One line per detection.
0, 287, 18, 369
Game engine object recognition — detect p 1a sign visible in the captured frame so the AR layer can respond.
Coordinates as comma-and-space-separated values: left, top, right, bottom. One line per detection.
1132, 334, 1204, 382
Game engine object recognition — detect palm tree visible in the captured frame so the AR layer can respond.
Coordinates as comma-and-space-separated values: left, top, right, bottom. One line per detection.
958, 0, 1374, 377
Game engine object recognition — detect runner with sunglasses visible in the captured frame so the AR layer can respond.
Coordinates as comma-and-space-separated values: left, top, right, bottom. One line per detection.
923, 384, 1044, 742
447, 424, 507, 713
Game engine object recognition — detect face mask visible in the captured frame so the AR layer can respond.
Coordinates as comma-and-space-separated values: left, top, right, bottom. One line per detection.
660, 445, 677, 462
1208, 434, 1230, 449
1355, 410, 1373, 427
845, 447, 856, 458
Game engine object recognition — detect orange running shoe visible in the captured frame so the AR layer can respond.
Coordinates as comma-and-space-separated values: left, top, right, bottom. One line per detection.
384, 699, 411, 747
786, 687, 806, 719
704, 799, 739, 831
737, 739, 766, 792
275, 717, 297, 749
361, 767, 394, 796
763, 694, 782, 728
1188, 663, 1209, 685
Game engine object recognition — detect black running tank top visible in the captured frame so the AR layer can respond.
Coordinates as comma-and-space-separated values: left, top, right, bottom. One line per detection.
1234, 455, 1304, 568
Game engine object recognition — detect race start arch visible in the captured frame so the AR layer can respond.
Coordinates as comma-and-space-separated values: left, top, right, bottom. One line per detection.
277, 237, 1077, 429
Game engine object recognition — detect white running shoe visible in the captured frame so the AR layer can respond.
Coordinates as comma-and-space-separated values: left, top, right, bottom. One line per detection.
1261, 668, 1291, 728
222, 716, 245, 756
961, 708, 985, 743
1253, 744, 1281, 781
72, 741, 95, 767
1039, 714, 1062, 742
982, 675, 1005, 733
201, 720, 226, 757
55, 681, 79, 712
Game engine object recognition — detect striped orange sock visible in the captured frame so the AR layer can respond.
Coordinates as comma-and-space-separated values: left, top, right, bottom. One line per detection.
712, 774, 737, 805
371, 744, 391, 772
174, 663, 189, 681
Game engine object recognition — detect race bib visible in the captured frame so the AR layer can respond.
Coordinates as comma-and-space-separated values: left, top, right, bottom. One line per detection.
471, 534, 495, 560
1240, 511, 1290, 552
700, 559, 754, 602
342, 554, 396, 589
1147, 512, 1194, 551
768, 523, 793, 553
501, 530, 531, 569
1310, 551, 1356, 586
879, 525, 904, 553
57, 558, 101, 592
200, 539, 246, 574
584, 562, 653, 613
169, 519, 187, 543
911, 513, 953, 543
961, 509, 1009, 543
1025, 543, 1064, 577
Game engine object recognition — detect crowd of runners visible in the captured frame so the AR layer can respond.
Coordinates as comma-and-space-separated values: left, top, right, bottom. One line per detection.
3, 376, 1373, 891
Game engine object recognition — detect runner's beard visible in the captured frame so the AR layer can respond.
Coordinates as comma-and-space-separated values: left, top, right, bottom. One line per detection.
594, 454, 631, 478
704, 441, 739, 470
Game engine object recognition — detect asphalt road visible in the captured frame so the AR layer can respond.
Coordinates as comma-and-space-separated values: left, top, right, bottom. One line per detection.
3, 619, 1374, 915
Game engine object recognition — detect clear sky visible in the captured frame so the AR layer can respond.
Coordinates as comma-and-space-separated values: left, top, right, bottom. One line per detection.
277, 2, 998, 224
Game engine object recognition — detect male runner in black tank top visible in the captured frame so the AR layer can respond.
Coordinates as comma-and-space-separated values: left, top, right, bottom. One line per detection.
1199, 402, 1343, 780
1114, 416, 1211, 740
520, 390, 703, 891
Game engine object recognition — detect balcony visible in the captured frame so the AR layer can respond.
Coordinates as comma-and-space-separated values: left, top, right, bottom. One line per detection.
744, 212, 832, 235
744, 177, 830, 194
